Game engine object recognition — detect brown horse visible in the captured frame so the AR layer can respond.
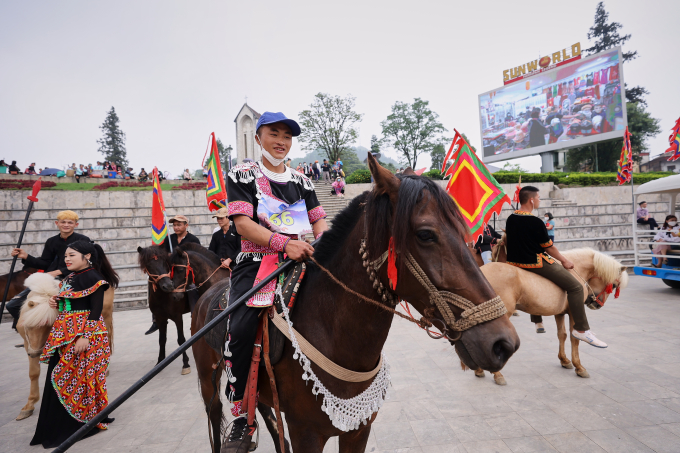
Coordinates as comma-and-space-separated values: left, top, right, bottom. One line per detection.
15, 273, 115, 420
137, 245, 191, 374
167, 244, 288, 453
0, 267, 38, 302
192, 155, 520, 453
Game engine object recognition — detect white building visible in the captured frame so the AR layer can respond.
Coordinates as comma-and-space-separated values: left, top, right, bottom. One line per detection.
234, 103, 261, 163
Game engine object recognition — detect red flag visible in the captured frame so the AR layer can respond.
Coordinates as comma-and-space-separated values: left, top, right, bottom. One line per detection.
512, 175, 522, 204
666, 117, 680, 161
203, 133, 228, 212
442, 130, 511, 242
151, 168, 168, 245
616, 127, 633, 185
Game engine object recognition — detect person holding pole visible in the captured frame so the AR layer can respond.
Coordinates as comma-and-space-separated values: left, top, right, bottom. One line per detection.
6, 210, 89, 331
223, 111, 328, 453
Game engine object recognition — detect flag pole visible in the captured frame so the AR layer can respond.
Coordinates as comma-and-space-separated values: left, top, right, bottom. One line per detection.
0, 179, 42, 324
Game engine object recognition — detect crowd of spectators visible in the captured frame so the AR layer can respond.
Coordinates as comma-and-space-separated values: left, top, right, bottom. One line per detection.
0, 159, 157, 183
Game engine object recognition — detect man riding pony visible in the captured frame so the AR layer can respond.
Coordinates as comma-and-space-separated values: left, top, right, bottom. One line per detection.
224, 111, 329, 452
506, 186, 607, 348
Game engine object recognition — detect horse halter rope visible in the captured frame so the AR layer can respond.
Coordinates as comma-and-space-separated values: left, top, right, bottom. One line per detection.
170, 252, 225, 293
309, 239, 507, 343
143, 256, 172, 292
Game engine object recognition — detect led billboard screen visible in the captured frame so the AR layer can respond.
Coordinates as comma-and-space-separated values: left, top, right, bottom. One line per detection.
479, 47, 627, 163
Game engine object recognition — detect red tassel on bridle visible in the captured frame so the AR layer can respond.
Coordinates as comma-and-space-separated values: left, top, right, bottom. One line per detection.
605, 283, 613, 294
387, 237, 398, 291
614, 286, 620, 298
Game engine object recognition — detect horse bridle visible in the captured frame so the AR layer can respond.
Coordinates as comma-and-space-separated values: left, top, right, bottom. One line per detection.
143, 255, 172, 292
359, 239, 507, 342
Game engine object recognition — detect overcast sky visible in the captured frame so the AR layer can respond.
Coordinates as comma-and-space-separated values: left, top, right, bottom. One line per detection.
1, 1, 678, 176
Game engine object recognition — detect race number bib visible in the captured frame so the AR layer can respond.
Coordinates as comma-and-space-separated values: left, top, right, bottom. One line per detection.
257, 194, 312, 236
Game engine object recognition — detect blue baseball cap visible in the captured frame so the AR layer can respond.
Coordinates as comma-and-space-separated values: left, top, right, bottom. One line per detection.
255, 112, 301, 137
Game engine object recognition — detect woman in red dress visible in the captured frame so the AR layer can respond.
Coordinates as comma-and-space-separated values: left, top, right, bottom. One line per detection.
30, 240, 119, 449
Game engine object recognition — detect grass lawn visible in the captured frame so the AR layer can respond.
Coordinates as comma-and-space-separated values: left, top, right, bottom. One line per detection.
42, 183, 198, 191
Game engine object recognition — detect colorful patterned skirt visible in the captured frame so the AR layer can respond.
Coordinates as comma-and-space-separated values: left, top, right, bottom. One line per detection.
40, 310, 111, 426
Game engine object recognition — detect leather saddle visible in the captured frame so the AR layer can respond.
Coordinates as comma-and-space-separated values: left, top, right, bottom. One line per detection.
203, 261, 307, 366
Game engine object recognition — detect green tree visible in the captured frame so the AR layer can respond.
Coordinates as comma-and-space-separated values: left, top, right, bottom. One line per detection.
97, 107, 128, 168
584, 2, 646, 105
370, 135, 381, 154
215, 138, 233, 171
298, 93, 363, 163
430, 144, 445, 170
381, 98, 447, 169
565, 103, 661, 171
499, 162, 529, 173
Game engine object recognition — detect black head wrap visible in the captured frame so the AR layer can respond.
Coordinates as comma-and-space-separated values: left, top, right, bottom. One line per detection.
68, 240, 98, 264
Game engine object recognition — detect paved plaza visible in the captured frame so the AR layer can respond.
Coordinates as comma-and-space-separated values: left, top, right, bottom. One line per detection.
2, 274, 680, 453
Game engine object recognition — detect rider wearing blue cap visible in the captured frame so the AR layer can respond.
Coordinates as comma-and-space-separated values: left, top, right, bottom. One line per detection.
224, 112, 328, 451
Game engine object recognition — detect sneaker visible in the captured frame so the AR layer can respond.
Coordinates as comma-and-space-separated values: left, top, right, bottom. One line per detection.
571, 330, 607, 348
535, 323, 546, 334
223, 417, 254, 453
144, 322, 158, 335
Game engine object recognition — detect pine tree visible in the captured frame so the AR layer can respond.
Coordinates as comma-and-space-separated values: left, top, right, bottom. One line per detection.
97, 107, 128, 168
370, 135, 381, 155
584, 2, 647, 105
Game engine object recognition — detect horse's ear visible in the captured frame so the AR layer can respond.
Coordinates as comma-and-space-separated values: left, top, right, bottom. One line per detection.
137, 246, 143, 254
367, 152, 400, 203
620, 265, 628, 273
402, 167, 416, 176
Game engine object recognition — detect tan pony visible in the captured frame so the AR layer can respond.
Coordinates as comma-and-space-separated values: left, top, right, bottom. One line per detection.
15, 273, 115, 420
471, 248, 628, 385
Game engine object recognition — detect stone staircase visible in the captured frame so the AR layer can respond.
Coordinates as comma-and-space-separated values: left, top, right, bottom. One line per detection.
0, 184, 349, 311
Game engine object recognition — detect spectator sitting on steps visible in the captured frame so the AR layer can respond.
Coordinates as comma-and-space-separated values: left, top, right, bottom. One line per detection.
8, 160, 21, 174
138, 168, 149, 181
182, 168, 193, 180
637, 201, 659, 229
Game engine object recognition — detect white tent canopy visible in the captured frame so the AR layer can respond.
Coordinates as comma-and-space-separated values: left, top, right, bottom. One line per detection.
635, 174, 680, 216
635, 174, 680, 195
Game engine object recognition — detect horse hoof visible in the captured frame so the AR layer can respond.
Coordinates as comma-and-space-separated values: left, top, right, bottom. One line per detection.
494, 376, 507, 386
561, 362, 574, 369
16, 409, 33, 421
474, 370, 485, 378
576, 369, 590, 378
181, 367, 191, 375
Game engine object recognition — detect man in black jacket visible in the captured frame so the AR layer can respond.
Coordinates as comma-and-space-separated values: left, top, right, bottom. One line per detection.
8, 210, 90, 330
474, 224, 502, 265
208, 208, 240, 269
160, 215, 201, 253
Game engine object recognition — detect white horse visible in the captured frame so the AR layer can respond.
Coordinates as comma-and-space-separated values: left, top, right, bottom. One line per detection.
473, 248, 629, 385
15, 273, 115, 420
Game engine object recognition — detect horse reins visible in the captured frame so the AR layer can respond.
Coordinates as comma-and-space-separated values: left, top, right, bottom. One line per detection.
171, 252, 226, 293
309, 238, 507, 343
144, 252, 226, 293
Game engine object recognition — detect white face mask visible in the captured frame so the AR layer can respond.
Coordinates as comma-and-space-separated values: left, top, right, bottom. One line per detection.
545, 217, 550, 221
668, 221, 677, 227
257, 135, 286, 167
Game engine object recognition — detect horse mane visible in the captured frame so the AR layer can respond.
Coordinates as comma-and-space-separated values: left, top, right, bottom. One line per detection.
172, 243, 221, 266
137, 245, 171, 268
313, 193, 368, 266
314, 175, 468, 270
563, 248, 628, 288
367, 175, 468, 264
20, 273, 59, 328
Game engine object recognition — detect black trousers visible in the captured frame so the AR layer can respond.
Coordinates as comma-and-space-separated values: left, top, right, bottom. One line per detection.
638, 218, 659, 229
225, 260, 262, 405
7, 288, 29, 330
